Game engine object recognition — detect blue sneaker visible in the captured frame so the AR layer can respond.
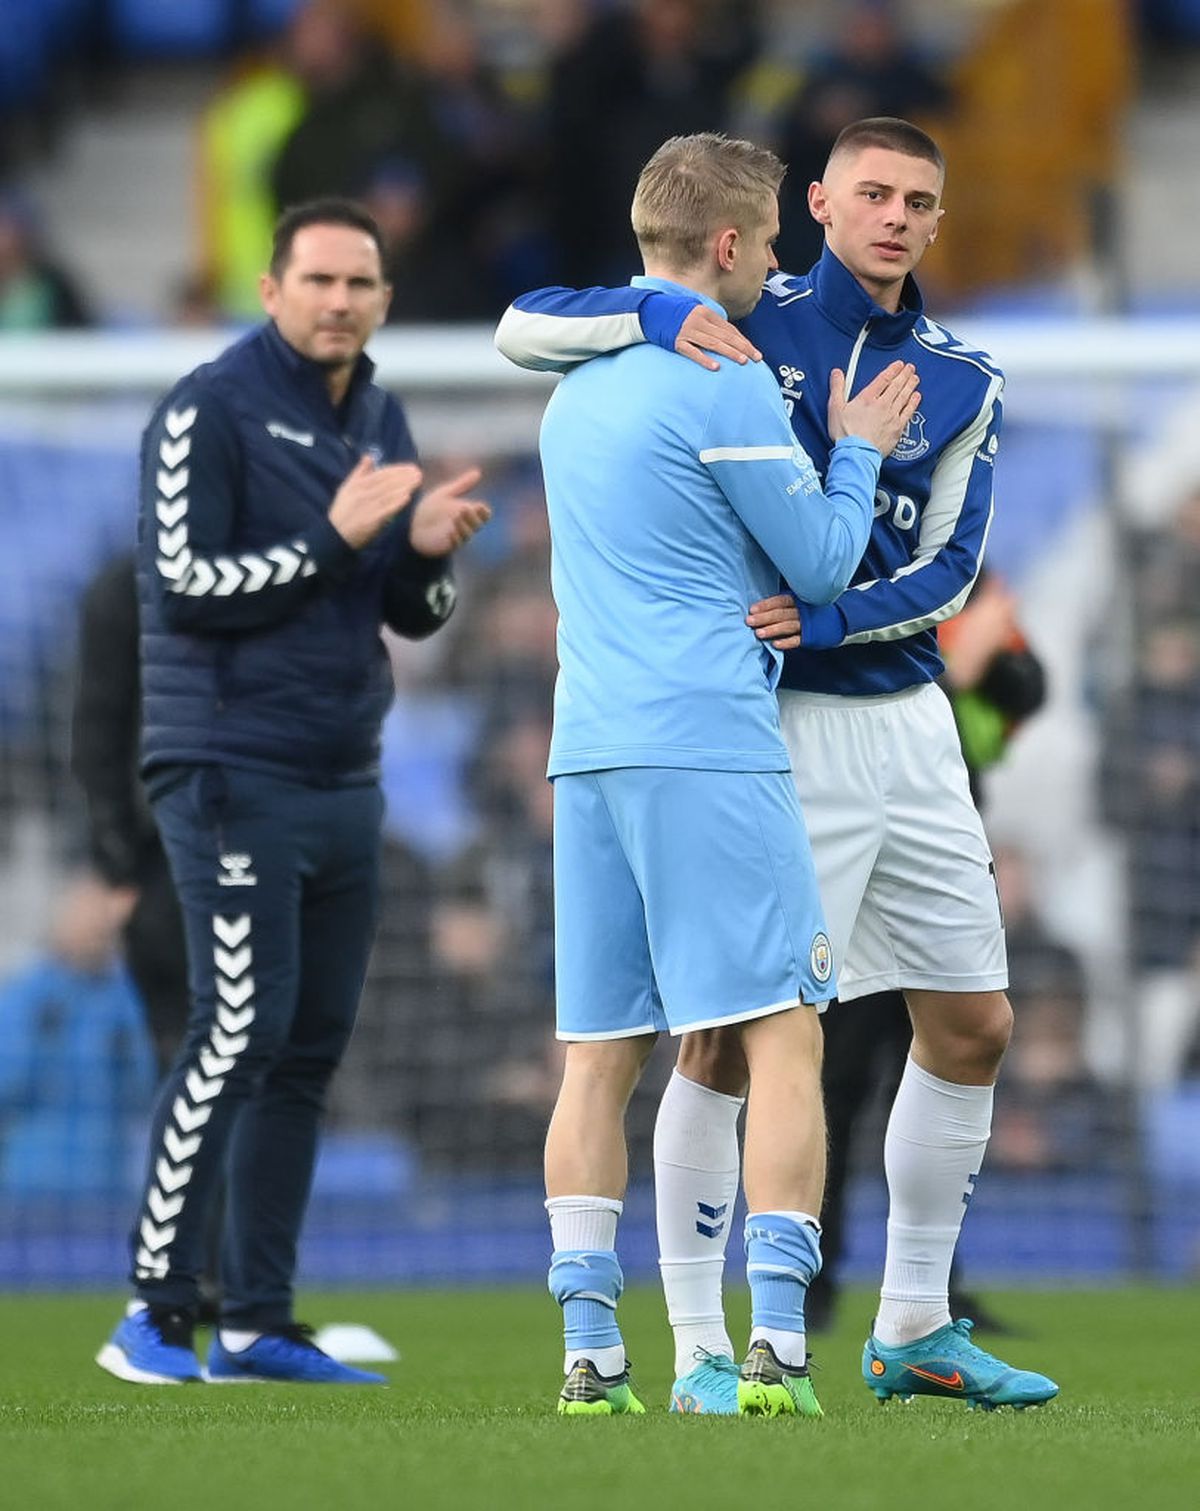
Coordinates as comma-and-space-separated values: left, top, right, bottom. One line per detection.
207, 1324, 388, 1384
669, 1350, 740, 1414
863, 1318, 1059, 1411
96, 1304, 204, 1385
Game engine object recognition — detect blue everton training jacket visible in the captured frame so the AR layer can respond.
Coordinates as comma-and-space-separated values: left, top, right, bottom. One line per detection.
137, 320, 455, 785
496, 247, 1004, 696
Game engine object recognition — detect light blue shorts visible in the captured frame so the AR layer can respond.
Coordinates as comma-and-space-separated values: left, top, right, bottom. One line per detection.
553, 767, 835, 1040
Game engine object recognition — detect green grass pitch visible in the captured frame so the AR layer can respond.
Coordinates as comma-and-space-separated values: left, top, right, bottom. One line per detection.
1, 1287, 1196, 1510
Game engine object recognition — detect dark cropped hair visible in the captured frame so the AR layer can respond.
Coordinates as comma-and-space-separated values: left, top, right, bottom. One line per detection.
269, 198, 387, 278
826, 117, 945, 178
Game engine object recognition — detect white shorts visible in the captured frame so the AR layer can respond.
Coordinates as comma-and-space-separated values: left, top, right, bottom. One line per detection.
778, 681, 1008, 1003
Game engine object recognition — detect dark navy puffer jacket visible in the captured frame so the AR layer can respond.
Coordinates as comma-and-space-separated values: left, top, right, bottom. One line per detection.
137, 321, 456, 787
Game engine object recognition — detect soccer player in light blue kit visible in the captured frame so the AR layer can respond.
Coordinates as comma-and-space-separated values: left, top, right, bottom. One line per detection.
537, 132, 919, 1416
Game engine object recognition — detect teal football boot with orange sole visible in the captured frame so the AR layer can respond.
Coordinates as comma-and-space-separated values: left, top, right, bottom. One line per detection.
863, 1318, 1059, 1411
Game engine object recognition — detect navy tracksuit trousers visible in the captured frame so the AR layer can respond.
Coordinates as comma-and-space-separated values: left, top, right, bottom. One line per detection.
130, 765, 383, 1328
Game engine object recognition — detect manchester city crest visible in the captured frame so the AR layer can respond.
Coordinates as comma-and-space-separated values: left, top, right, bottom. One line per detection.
890, 410, 930, 462
810, 931, 833, 984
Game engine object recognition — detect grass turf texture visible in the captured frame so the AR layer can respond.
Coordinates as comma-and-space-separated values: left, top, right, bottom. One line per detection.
1, 1287, 1196, 1511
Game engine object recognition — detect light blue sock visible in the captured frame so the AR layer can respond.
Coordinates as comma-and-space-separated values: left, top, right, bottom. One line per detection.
548, 1249, 624, 1371
744, 1212, 822, 1333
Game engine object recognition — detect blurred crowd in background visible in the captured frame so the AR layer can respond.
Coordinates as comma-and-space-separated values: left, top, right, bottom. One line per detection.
2, 0, 1200, 1279
0, 0, 1159, 326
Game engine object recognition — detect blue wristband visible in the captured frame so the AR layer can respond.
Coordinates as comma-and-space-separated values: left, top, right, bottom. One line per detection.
798, 600, 847, 649
639, 291, 698, 351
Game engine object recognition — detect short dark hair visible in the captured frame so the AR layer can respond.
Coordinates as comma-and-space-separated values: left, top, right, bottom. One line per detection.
826, 117, 945, 179
269, 198, 387, 278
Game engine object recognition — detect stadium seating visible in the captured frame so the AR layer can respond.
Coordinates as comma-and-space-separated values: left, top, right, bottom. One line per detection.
107, 0, 236, 58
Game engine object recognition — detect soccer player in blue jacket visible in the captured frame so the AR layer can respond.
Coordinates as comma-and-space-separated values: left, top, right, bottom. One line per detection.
497, 117, 1058, 1413
97, 199, 490, 1386
537, 131, 918, 1417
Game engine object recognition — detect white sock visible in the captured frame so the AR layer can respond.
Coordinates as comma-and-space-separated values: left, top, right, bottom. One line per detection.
545, 1194, 623, 1254
219, 1329, 261, 1352
749, 1326, 807, 1371
567, 1343, 626, 1378
654, 1070, 744, 1377
875, 1057, 993, 1347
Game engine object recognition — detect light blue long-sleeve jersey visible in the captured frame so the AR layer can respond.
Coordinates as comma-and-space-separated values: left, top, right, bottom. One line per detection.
541, 276, 881, 777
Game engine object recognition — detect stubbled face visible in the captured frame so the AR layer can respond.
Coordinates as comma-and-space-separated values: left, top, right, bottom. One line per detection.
259, 223, 390, 368
808, 145, 944, 301
723, 199, 781, 320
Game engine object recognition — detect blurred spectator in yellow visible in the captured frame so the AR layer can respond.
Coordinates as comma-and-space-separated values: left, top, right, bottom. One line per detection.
0, 188, 90, 329
200, 1, 466, 322
544, 0, 761, 285
0, 874, 155, 1197
197, 3, 343, 320
774, 2, 951, 275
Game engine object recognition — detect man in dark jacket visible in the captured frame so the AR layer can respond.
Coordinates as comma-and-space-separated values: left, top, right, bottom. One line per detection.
96, 198, 489, 1386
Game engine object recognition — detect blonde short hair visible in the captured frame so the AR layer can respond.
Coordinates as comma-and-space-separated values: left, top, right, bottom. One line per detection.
631, 132, 785, 268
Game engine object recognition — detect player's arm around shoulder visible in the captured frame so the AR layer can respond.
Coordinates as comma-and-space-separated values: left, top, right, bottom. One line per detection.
494, 284, 758, 373
494, 286, 654, 372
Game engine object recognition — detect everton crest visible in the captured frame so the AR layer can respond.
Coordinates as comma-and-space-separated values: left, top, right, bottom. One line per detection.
891, 410, 930, 462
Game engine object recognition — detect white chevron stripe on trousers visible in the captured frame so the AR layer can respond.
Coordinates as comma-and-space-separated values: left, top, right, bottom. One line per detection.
133, 913, 257, 1281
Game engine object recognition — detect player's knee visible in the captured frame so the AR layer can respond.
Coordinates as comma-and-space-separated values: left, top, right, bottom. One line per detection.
920, 993, 1011, 1080
676, 1027, 747, 1095
563, 1037, 653, 1105
972, 994, 1013, 1066
547, 1248, 624, 1306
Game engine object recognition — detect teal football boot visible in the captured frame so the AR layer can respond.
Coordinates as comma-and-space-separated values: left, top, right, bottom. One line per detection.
669, 1350, 740, 1415
863, 1318, 1059, 1411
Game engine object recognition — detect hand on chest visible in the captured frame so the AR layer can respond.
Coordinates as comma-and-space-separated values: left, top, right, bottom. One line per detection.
772, 348, 966, 535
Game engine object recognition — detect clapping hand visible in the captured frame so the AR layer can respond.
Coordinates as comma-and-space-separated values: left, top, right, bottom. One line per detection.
410, 467, 492, 557
328, 456, 423, 549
